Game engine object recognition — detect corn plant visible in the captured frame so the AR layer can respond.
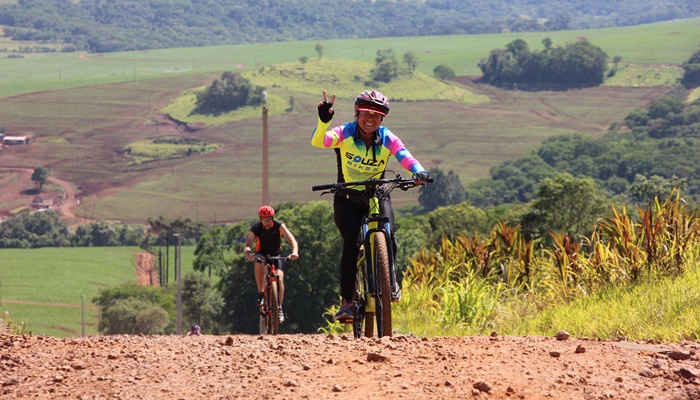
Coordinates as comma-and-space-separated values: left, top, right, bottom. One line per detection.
593, 204, 644, 281
489, 222, 534, 288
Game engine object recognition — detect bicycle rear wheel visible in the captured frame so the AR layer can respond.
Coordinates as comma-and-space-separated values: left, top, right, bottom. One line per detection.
267, 281, 279, 335
374, 233, 392, 337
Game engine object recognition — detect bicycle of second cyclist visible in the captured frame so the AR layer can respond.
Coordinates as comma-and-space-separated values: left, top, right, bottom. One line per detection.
312, 172, 429, 338
256, 254, 288, 335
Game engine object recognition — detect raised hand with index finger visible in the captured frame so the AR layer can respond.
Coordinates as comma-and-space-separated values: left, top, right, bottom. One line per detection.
317, 90, 336, 123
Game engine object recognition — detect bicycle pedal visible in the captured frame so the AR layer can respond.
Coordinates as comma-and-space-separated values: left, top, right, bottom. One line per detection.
336, 317, 354, 324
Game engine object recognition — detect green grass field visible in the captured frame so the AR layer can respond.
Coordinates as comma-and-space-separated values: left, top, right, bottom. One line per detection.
0, 246, 197, 337
0, 18, 698, 98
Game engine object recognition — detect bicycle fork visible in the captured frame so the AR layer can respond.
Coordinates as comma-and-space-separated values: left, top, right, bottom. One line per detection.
262, 270, 278, 315
361, 197, 398, 303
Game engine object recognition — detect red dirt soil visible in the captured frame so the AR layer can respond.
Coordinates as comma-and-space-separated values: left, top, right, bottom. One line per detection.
2, 333, 700, 399
0, 168, 77, 220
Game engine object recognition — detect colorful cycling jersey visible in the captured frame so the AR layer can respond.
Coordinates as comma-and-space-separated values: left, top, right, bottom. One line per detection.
250, 220, 283, 255
311, 120, 425, 188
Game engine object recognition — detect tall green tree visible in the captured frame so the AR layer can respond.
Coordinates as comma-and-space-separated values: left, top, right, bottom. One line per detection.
195, 71, 264, 113
418, 167, 465, 212
629, 174, 687, 203
146, 216, 197, 286
427, 202, 489, 245
681, 47, 700, 88
393, 214, 431, 282
372, 49, 399, 83
521, 173, 608, 241
31, 166, 48, 190
433, 64, 455, 81
182, 272, 225, 334
193, 225, 227, 277
402, 51, 418, 73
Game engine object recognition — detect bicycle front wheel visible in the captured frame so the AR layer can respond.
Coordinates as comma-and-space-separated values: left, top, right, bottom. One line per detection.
259, 312, 267, 335
352, 249, 374, 338
374, 233, 392, 337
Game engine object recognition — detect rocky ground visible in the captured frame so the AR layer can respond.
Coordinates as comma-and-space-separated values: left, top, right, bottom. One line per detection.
2, 332, 700, 399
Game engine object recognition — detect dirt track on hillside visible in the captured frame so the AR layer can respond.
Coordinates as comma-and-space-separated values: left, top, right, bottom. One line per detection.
135, 252, 158, 286
2, 333, 700, 399
0, 168, 77, 219
47, 174, 77, 219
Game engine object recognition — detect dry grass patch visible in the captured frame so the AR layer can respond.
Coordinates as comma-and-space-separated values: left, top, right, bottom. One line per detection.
162, 58, 487, 127
604, 63, 683, 87
243, 58, 488, 103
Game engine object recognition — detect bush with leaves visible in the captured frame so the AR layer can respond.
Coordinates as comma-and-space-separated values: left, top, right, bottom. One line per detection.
195, 72, 264, 114
93, 282, 175, 335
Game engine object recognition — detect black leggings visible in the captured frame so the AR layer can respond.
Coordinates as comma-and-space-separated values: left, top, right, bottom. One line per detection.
333, 193, 396, 302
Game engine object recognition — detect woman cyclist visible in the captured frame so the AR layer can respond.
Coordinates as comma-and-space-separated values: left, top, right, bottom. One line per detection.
311, 90, 429, 321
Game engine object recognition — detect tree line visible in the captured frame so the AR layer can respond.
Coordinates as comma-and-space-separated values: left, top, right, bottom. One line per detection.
464, 94, 700, 210
478, 38, 609, 87
0, 0, 696, 53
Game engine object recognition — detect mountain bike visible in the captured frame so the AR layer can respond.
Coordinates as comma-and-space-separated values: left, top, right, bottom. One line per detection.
255, 254, 289, 335
312, 172, 430, 338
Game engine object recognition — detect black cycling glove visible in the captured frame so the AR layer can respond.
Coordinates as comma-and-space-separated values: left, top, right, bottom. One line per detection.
412, 171, 429, 182
318, 101, 334, 123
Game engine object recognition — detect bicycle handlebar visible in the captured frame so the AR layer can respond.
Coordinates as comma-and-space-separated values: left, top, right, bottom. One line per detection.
312, 176, 433, 193
254, 255, 290, 263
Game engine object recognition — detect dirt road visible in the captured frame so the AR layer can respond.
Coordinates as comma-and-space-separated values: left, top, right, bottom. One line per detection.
2, 333, 699, 399
135, 252, 158, 286
46, 174, 77, 219
0, 168, 78, 219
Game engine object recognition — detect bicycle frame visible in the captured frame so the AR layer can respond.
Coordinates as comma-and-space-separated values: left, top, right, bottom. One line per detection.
257, 255, 287, 335
362, 193, 396, 298
312, 173, 431, 338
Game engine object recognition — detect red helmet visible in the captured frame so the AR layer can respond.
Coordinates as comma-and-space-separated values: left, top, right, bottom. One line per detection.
258, 205, 275, 218
355, 90, 390, 116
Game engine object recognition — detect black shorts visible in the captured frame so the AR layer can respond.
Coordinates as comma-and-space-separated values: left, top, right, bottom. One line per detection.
255, 252, 285, 272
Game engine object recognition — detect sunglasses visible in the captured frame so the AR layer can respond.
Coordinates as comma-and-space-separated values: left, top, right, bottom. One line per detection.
260, 217, 273, 222
358, 110, 383, 117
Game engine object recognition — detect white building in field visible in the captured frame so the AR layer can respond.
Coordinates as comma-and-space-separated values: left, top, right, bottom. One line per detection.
3, 136, 30, 145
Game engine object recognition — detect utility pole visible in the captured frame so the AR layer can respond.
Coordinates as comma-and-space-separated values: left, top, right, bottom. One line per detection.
262, 91, 269, 206
174, 233, 182, 335
81, 295, 85, 337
